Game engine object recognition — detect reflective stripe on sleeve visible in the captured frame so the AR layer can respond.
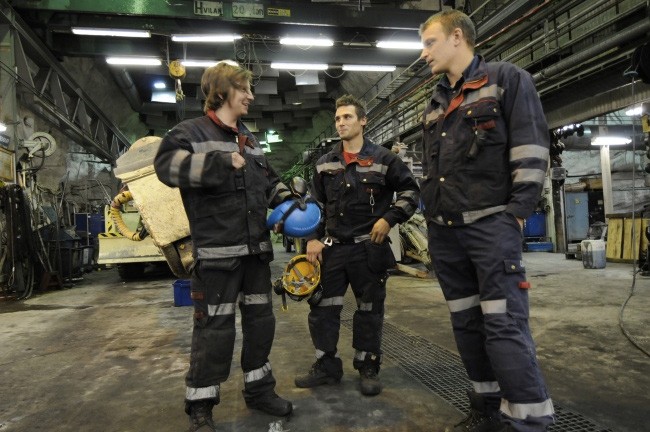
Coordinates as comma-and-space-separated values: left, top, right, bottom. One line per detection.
512, 168, 546, 185
510, 144, 549, 162
189, 153, 206, 187
169, 149, 191, 185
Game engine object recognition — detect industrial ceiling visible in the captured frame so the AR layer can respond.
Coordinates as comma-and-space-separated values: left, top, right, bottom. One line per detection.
1, 0, 649, 174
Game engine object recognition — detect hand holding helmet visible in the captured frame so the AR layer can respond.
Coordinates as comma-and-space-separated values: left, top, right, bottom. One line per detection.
267, 177, 321, 238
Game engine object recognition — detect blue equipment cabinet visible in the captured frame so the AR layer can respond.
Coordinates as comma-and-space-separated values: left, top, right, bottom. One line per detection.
565, 191, 590, 242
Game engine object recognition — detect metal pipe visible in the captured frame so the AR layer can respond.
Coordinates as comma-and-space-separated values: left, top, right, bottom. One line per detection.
109, 68, 143, 113
497, 0, 612, 63
533, 19, 650, 83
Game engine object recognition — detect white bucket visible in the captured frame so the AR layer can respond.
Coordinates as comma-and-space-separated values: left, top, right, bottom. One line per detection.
581, 239, 606, 269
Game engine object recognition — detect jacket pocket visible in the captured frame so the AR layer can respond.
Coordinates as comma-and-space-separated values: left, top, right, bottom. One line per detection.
462, 100, 503, 147
365, 241, 397, 273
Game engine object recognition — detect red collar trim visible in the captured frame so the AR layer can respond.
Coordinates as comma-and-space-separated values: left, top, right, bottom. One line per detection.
206, 110, 255, 152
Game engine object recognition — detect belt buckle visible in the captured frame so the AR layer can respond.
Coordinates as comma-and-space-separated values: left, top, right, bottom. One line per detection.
323, 237, 333, 246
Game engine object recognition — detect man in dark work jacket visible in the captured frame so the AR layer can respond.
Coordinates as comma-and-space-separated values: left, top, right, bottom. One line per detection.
154, 62, 292, 432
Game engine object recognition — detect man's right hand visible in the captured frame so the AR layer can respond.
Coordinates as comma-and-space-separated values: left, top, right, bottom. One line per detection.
231, 152, 246, 169
306, 239, 325, 264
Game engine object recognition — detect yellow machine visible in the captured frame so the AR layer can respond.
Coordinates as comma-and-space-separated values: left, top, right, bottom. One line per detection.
96, 191, 167, 280
97, 136, 192, 280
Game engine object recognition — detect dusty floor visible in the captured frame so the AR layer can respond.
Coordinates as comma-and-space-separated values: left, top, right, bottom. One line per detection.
0, 247, 648, 432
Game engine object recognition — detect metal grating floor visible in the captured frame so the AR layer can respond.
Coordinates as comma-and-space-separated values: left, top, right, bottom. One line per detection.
340, 303, 613, 432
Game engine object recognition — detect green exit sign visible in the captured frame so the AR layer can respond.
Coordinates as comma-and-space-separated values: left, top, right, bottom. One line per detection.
232, 2, 264, 19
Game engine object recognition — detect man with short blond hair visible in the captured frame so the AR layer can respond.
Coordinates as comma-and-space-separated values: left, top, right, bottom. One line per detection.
419, 9, 554, 432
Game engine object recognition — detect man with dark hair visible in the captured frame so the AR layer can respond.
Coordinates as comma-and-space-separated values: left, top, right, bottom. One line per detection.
154, 62, 293, 432
419, 9, 554, 432
294, 94, 420, 396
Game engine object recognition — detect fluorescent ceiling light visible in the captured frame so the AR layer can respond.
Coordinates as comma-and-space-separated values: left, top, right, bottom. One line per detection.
106, 57, 162, 66
271, 62, 328, 70
171, 34, 241, 43
182, 60, 219, 68
280, 37, 334, 47
342, 64, 396, 72
181, 59, 240, 68
153, 81, 166, 89
376, 40, 423, 50
72, 27, 151, 38
592, 136, 631, 146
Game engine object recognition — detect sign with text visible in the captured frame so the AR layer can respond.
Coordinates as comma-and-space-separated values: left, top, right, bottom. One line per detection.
0, 147, 15, 183
232, 2, 264, 19
194, 1, 223, 17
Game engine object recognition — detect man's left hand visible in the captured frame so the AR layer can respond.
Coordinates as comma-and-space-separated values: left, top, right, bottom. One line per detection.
370, 218, 391, 243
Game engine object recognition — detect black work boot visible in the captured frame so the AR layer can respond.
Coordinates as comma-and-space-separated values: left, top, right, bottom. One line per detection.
453, 391, 501, 432
245, 391, 293, 416
355, 354, 382, 396
187, 400, 216, 432
294, 355, 343, 388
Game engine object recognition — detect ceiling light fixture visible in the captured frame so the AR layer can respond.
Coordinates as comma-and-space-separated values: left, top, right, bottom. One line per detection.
280, 37, 334, 47
181, 59, 240, 68
271, 62, 328, 70
171, 34, 241, 43
181, 60, 219, 68
376, 40, 423, 50
591, 136, 631, 146
153, 81, 166, 89
342, 64, 396, 72
106, 57, 162, 66
72, 27, 151, 38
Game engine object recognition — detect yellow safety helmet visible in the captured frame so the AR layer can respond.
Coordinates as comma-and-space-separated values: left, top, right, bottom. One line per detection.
273, 255, 322, 309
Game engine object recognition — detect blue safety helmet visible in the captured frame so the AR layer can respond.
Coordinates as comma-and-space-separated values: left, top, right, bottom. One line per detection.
267, 199, 321, 238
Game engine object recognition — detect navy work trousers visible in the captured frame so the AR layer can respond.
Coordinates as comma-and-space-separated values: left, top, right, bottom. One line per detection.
428, 212, 554, 431
307, 241, 389, 365
185, 254, 277, 408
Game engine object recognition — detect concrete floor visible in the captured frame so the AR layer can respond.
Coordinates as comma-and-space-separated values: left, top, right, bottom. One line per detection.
0, 247, 648, 432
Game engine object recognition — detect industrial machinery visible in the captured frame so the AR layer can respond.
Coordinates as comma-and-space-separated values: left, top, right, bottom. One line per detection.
399, 212, 432, 271
105, 136, 192, 279
96, 190, 168, 280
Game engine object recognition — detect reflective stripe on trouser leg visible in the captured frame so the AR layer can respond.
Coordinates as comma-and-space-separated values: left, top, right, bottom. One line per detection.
307, 244, 349, 354
429, 224, 498, 390
429, 212, 554, 430
350, 242, 386, 365
239, 255, 277, 399
185, 259, 242, 403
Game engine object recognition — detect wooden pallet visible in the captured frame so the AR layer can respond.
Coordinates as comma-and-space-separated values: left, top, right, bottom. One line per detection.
605, 215, 649, 262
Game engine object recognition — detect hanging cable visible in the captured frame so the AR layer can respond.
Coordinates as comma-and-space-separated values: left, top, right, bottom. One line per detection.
619, 67, 650, 358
